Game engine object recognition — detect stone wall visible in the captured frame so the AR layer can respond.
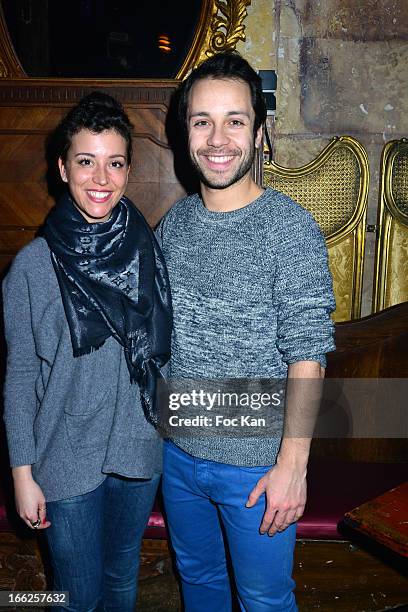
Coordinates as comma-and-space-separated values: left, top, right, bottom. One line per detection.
237, 0, 408, 315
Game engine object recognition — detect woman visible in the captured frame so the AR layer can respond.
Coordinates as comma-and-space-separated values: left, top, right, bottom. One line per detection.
3, 92, 172, 610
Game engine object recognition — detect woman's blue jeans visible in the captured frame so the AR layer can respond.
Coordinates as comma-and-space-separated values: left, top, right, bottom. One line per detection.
45, 473, 160, 612
163, 440, 297, 612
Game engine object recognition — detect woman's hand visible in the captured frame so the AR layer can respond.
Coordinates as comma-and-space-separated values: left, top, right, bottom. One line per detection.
12, 466, 51, 530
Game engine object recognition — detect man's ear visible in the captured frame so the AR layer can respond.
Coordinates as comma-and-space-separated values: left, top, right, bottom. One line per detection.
58, 157, 68, 182
255, 125, 263, 149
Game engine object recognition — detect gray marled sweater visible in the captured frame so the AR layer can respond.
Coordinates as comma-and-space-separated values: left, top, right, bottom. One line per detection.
3, 238, 162, 502
158, 188, 336, 466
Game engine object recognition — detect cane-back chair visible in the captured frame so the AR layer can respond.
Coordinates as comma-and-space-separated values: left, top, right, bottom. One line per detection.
263, 136, 369, 322
373, 138, 408, 312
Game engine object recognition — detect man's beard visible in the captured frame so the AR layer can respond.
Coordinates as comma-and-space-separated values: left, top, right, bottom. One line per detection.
189, 146, 256, 190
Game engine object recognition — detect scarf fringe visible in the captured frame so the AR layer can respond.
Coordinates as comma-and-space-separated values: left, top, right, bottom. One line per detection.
73, 339, 107, 358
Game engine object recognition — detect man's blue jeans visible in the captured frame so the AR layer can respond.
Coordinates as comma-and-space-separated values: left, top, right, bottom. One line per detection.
163, 440, 297, 612
45, 473, 160, 611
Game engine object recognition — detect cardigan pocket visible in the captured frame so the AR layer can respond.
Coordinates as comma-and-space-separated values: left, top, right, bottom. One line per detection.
64, 390, 113, 457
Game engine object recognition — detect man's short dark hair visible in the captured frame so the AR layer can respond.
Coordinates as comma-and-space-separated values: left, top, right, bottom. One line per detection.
178, 51, 267, 136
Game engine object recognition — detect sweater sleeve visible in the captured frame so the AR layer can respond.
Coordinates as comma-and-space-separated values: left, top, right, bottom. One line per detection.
272, 208, 336, 367
3, 255, 41, 467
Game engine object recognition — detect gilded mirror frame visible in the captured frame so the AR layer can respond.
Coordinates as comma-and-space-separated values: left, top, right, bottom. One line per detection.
0, 0, 251, 80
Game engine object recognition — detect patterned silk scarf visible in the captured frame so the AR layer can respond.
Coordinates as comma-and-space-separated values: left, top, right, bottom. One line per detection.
43, 191, 172, 424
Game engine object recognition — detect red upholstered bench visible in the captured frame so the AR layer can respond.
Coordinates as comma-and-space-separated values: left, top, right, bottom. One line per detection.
2, 459, 406, 541
0, 496, 8, 531
144, 460, 408, 540
144, 499, 168, 539
0, 466, 14, 533
296, 460, 407, 540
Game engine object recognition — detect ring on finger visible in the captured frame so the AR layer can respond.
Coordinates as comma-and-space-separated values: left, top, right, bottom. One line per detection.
30, 518, 41, 529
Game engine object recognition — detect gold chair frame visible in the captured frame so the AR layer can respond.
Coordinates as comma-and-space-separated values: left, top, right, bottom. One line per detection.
263, 136, 369, 322
373, 138, 408, 312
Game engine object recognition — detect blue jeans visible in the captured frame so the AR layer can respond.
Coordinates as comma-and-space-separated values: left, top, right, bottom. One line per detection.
162, 441, 297, 612
45, 473, 160, 612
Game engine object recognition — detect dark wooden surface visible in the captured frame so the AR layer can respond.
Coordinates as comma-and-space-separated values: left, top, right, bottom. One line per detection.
1, 535, 407, 611
139, 539, 408, 611
311, 301, 408, 464
344, 481, 408, 557
327, 301, 408, 378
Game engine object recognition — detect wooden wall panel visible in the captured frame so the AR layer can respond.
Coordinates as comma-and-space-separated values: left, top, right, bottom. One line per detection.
0, 229, 37, 275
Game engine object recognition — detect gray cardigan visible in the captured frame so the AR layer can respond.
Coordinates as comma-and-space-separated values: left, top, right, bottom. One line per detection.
3, 238, 162, 502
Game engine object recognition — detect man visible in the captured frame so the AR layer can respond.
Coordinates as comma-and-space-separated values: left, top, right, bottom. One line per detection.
158, 52, 335, 611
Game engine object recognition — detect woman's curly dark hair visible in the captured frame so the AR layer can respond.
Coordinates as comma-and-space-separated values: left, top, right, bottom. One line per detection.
55, 91, 133, 164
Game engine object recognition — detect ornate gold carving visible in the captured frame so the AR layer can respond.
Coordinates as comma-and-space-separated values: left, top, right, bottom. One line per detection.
373, 138, 408, 312
384, 221, 408, 307
329, 236, 356, 323
264, 136, 369, 321
176, 0, 251, 79
205, 0, 251, 57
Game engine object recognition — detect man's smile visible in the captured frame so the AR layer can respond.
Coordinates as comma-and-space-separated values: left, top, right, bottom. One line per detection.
199, 152, 240, 172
